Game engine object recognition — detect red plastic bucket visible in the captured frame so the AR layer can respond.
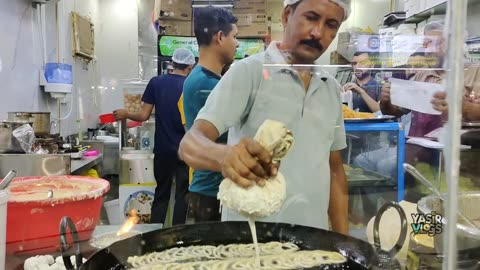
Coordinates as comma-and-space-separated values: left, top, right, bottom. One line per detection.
5, 176, 110, 254
99, 113, 116, 124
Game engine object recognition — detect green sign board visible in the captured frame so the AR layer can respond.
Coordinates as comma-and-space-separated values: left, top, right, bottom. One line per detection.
158, 36, 264, 59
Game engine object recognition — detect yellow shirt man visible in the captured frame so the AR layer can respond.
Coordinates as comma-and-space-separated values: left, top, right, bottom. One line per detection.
177, 93, 194, 184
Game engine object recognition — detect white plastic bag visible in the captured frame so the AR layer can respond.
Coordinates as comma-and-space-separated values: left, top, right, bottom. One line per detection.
12, 124, 47, 154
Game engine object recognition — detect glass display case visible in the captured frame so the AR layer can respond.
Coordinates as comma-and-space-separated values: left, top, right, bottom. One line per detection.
342, 122, 405, 226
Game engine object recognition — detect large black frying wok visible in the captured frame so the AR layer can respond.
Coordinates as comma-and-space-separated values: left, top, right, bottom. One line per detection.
60, 202, 408, 270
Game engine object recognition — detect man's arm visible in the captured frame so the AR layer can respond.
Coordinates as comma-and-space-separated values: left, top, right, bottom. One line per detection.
463, 102, 480, 121
360, 91, 380, 113
343, 83, 380, 112
328, 150, 349, 235
431, 91, 480, 121
379, 82, 407, 117
113, 103, 154, 122
114, 77, 157, 122
179, 120, 274, 188
179, 60, 276, 187
178, 119, 225, 172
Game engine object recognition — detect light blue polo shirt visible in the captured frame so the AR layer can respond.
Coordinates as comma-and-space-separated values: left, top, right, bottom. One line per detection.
196, 41, 347, 230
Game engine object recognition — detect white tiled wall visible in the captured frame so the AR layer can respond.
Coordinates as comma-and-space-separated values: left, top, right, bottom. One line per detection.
96, 0, 139, 115
0, 0, 140, 137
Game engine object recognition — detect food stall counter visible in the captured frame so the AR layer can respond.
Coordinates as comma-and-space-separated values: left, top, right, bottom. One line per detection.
70, 154, 103, 175
6, 224, 163, 270
344, 121, 406, 201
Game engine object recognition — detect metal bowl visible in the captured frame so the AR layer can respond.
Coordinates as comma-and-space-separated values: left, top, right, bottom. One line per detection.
417, 192, 480, 252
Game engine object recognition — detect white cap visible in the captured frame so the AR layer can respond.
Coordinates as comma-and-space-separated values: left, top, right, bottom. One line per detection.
283, 0, 351, 21
172, 48, 196, 65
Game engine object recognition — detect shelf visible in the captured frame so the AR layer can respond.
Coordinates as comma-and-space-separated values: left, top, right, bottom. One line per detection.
404, 0, 480, 23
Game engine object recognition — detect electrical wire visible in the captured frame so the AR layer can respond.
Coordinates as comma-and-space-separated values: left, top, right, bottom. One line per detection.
36, 4, 47, 65
45, 92, 74, 121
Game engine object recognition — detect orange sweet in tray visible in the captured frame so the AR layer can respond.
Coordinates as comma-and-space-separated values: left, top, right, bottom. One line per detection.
342, 105, 374, 119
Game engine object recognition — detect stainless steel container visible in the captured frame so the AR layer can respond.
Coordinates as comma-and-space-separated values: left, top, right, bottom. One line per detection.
0, 153, 71, 176
0, 121, 33, 153
8, 112, 51, 136
7, 112, 32, 122
119, 149, 155, 184
29, 112, 51, 136
417, 192, 480, 252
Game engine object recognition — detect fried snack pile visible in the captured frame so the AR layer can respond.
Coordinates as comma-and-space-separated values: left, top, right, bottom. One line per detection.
342, 105, 374, 119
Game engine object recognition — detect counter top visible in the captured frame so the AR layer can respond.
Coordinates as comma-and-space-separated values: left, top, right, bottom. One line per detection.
71, 154, 103, 175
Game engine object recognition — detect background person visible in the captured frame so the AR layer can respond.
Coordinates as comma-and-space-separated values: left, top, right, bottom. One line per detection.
113, 48, 195, 225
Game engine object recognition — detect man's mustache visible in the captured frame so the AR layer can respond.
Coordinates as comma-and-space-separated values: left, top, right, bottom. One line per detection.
300, 39, 323, 51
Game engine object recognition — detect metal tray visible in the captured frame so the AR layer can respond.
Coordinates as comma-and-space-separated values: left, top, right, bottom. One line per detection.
344, 115, 396, 123
462, 121, 480, 127
346, 167, 392, 187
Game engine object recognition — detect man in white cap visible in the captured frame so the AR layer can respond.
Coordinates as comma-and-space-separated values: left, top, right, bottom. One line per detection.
179, 0, 350, 234
114, 47, 195, 226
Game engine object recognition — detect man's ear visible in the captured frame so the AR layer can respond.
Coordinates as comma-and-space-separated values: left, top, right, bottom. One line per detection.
282, 6, 293, 28
214, 31, 224, 45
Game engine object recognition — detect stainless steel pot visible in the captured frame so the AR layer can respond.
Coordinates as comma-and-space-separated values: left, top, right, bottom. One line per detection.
0, 121, 33, 153
30, 112, 51, 136
7, 112, 32, 122
417, 192, 480, 252
8, 112, 51, 136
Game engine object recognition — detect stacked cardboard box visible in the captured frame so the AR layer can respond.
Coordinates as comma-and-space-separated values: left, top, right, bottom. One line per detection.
232, 0, 268, 38
157, 20, 192, 36
330, 51, 350, 65
336, 32, 358, 61
155, 0, 193, 36
233, 0, 267, 14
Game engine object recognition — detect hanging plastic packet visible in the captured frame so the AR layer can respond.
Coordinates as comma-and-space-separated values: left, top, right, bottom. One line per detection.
341, 89, 353, 109
12, 124, 48, 154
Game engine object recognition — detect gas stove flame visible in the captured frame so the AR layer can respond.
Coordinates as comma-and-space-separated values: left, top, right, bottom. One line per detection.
116, 209, 138, 236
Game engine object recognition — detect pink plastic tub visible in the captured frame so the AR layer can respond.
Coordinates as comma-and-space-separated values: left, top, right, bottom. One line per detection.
5, 175, 109, 254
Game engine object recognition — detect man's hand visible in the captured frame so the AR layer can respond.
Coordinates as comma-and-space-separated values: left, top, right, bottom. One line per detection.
462, 99, 480, 121
113, 109, 129, 121
380, 82, 391, 103
431, 91, 480, 121
431, 91, 448, 112
343, 83, 365, 95
221, 137, 279, 188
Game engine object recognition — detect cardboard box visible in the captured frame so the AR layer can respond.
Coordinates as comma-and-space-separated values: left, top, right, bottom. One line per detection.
336, 42, 356, 62
233, 1, 266, 14
330, 51, 350, 65
236, 13, 267, 26
233, 5, 267, 15
232, 0, 266, 9
154, 0, 192, 21
158, 20, 192, 36
237, 24, 268, 37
